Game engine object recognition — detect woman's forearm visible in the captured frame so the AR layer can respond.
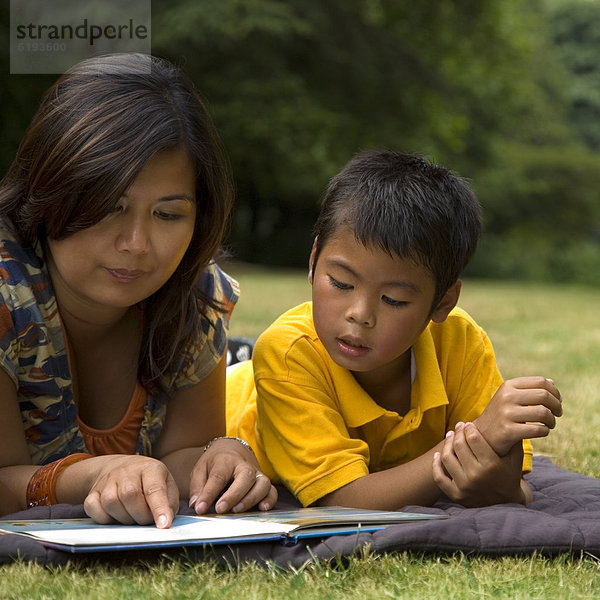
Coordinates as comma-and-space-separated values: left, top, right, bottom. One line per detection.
0, 465, 39, 512
159, 447, 204, 498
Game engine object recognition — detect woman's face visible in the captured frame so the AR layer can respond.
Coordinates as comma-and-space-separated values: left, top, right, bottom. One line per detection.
46, 147, 197, 320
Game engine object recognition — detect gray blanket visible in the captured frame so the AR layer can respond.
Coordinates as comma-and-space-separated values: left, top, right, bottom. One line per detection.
1, 457, 598, 568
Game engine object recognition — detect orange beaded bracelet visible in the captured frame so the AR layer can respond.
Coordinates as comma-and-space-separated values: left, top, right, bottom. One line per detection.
26, 453, 92, 508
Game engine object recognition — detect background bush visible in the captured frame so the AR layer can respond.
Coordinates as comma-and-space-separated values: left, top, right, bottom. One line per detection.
1, 0, 599, 283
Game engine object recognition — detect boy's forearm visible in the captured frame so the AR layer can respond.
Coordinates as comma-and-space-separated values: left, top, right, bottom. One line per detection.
521, 478, 533, 504
314, 443, 444, 510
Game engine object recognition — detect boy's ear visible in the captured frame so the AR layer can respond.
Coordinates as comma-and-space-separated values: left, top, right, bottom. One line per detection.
308, 237, 318, 284
430, 280, 462, 323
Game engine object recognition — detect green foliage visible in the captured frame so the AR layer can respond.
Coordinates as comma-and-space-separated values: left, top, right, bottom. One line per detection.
150, 0, 577, 266
548, 0, 600, 152
469, 141, 600, 283
0, 3, 54, 175
0, 0, 598, 283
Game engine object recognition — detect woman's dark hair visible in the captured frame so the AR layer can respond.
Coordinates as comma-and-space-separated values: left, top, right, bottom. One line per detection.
0, 53, 234, 393
313, 150, 482, 311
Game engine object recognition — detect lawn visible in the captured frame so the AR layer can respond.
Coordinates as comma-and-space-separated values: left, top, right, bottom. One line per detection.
1, 266, 599, 599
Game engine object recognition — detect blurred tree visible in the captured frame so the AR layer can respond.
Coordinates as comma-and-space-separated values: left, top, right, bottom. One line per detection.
470, 0, 600, 284
0, 2, 54, 174
152, 0, 572, 266
547, 0, 600, 152
1, 0, 596, 282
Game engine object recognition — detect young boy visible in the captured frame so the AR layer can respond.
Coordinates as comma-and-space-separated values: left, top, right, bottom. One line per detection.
226, 150, 562, 510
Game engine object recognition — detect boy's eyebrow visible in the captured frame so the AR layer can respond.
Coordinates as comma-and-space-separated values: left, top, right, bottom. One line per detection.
327, 259, 422, 292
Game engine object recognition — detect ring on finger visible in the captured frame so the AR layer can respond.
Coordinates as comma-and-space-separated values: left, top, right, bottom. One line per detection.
255, 472, 264, 479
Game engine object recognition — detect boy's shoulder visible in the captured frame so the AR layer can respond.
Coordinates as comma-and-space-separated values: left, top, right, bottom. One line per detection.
257, 301, 316, 343
426, 305, 491, 350
440, 306, 482, 328
253, 301, 329, 372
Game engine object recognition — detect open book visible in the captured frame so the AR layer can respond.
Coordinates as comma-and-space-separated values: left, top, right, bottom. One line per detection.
0, 507, 448, 553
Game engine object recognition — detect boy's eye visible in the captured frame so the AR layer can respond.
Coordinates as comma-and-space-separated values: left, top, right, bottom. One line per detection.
328, 276, 352, 290
382, 295, 408, 307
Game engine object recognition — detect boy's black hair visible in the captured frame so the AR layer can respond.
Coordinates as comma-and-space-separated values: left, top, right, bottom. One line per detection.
312, 150, 482, 310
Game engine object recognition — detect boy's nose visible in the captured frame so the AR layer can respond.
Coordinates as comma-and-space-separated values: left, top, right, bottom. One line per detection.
345, 298, 375, 327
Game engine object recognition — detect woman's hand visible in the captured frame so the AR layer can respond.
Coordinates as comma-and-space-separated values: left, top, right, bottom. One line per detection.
187, 438, 277, 514
82, 455, 180, 528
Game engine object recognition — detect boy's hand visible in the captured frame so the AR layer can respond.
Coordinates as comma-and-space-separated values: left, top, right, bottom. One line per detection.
432, 422, 526, 506
474, 376, 562, 457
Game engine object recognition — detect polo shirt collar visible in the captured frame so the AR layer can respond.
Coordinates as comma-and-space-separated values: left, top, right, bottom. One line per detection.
329, 325, 449, 429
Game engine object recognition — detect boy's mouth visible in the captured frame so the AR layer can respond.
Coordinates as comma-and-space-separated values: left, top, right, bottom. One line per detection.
340, 338, 365, 348
337, 337, 370, 355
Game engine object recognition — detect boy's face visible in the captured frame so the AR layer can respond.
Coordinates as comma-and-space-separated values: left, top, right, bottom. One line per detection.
309, 227, 457, 377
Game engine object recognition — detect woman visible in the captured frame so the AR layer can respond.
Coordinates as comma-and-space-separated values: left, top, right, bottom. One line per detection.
0, 53, 276, 528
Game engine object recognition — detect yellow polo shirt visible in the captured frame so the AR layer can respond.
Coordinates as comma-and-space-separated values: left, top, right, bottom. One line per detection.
227, 302, 532, 507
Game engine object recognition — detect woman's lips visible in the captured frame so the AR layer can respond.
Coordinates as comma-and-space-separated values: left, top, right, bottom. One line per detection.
106, 268, 145, 282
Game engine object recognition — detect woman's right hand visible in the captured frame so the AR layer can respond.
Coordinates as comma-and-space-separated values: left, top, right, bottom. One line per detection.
81, 455, 180, 528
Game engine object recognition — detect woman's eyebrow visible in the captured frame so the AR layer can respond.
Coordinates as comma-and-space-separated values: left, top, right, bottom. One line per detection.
158, 194, 195, 203
122, 192, 195, 203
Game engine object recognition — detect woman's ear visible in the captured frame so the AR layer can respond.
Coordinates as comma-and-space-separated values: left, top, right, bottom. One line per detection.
430, 280, 462, 323
308, 237, 318, 284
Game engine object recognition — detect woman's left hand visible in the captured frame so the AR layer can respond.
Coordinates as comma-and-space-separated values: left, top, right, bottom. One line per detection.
187, 437, 277, 514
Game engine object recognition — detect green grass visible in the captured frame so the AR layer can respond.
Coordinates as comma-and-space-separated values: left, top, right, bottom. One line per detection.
2, 266, 600, 599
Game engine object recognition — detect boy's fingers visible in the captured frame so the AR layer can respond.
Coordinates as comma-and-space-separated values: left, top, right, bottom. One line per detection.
432, 452, 459, 497
511, 377, 562, 409
511, 404, 557, 430
461, 423, 495, 459
517, 390, 562, 417
450, 427, 480, 475
440, 431, 466, 485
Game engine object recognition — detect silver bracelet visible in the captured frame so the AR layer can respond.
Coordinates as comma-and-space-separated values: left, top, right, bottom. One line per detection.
203, 436, 255, 457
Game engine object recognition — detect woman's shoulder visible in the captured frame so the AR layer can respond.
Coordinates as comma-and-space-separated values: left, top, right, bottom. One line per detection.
195, 261, 240, 314
0, 219, 50, 297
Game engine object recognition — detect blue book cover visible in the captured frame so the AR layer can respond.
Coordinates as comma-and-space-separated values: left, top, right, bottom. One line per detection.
0, 507, 447, 553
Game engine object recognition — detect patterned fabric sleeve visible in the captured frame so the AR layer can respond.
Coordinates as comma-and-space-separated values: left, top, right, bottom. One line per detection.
0, 222, 85, 465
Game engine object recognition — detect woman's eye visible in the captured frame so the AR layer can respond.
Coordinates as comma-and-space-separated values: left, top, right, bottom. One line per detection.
328, 276, 352, 290
382, 295, 408, 307
155, 211, 182, 221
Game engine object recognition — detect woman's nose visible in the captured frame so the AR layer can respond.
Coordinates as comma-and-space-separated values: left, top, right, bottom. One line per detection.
115, 215, 151, 254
